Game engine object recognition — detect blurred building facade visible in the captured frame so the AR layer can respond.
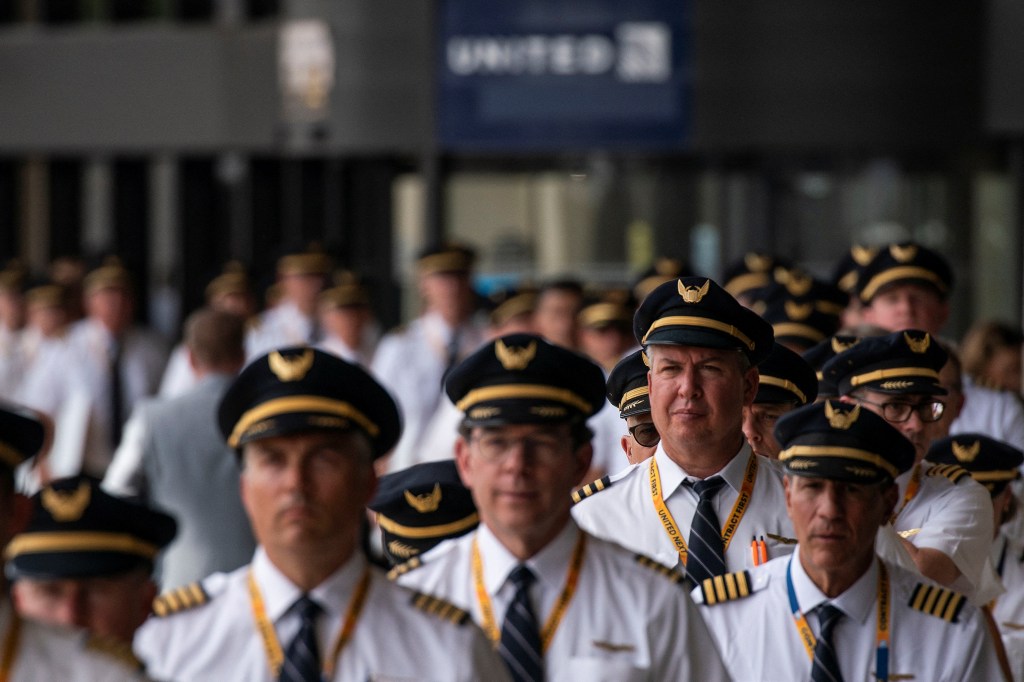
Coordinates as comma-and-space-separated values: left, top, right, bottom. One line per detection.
0, 0, 1021, 337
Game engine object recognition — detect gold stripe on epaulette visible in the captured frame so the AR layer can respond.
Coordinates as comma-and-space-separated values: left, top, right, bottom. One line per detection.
85, 634, 144, 671
633, 554, 684, 585
909, 583, 965, 622
571, 476, 611, 505
927, 463, 969, 484
152, 582, 209, 617
409, 591, 469, 626
700, 571, 752, 605
386, 556, 423, 581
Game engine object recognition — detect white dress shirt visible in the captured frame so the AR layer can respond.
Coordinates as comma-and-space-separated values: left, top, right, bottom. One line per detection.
135, 548, 507, 682
696, 552, 1002, 682
397, 521, 730, 681
573, 442, 796, 572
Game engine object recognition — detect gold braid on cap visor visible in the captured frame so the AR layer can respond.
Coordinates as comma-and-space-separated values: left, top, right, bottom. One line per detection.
778, 445, 900, 480
641, 315, 755, 350
455, 384, 591, 414
757, 376, 807, 405
376, 513, 480, 540
859, 266, 947, 302
848, 367, 939, 387
5, 532, 158, 560
228, 396, 379, 447
618, 386, 649, 411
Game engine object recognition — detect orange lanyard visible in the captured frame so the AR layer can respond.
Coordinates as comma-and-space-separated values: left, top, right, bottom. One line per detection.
787, 559, 891, 681
247, 567, 372, 679
649, 452, 758, 565
0, 612, 21, 682
471, 532, 586, 652
891, 463, 921, 524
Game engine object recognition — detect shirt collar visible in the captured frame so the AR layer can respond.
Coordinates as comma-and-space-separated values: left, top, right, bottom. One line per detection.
791, 550, 878, 625
476, 519, 579, 595
251, 546, 367, 622
654, 440, 752, 496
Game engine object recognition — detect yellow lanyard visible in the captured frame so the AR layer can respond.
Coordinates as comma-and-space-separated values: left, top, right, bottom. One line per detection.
0, 612, 21, 682
890, 463, 921, 524
247, 566, 372, 679
472, 532, 586, 652
649, 452, 758, 565
787, 560, 891, 681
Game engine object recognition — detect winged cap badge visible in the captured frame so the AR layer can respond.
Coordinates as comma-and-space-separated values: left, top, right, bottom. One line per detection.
890, 243, 918, 263
851, 245, 877, 266
951, 440, 981, 463
784, 300, 813, 321
903, 332, 931, 354
831, 337, 859, 353
678, 279, 710, 304
825, 401, 860, 430
744, 253, 773, 272
404, 483, 442, 513
41, 482, 91, 522
780, 271, 813, 297
268, 349, 315, 382
495, 339, 537, 371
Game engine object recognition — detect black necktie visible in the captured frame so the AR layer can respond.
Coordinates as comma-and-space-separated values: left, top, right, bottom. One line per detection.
280, 595, 321, 682
109, 338, 124, 448
499, 565, 543, 682
686, 476, 728, 586
444, 327, 462, 376
811, 604, 845, 682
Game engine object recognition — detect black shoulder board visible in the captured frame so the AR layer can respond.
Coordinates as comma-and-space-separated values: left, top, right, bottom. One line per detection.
85, 634, 144, 671
927, 463, 970, 484
700, 571, 754, 606
386, 556, 423, 581
409, 591, 470, 626
152, 582, 209, 617
571, 476, 612, 505
908, 583, 966, 623
633, 554, 684, 585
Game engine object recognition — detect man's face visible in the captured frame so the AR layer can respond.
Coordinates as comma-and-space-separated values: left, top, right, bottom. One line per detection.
241, 430, 376, 558
742, 402, 797, 459
647, 345, 758, 459
846, 389, 946, 464
420, 272, 473, 322
785, 475, 896, 580
86, 287, 132, 334
621, 413, 659, 465
862, 283, 949, 335
534, 290, 581, 349
279, 273, 325, 311
12, 571, 155, 644
455, 423, 590, 549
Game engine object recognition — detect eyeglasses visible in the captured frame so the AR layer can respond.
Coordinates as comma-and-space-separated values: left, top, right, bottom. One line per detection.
856, 397, 946, 423
628, 422, 661, 448
471, 433, 568, 464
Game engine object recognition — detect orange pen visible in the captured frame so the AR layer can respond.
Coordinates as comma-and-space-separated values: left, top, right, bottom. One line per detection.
758, 535, 768, 564
750, 536, 760, 565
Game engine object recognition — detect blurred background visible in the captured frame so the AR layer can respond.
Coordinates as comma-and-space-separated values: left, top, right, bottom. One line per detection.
0, 0, 1021, 338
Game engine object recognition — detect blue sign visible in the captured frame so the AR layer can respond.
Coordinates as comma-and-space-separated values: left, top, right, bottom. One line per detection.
438, 0, 690, 151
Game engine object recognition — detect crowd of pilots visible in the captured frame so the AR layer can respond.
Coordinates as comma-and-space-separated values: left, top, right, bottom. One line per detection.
0, 239, 1021, 680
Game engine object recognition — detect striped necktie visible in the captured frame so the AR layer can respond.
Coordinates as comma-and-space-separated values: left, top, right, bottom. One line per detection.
499, 565, 543, 682
280, 595, 321, 682
686, 476, 728, 586
811, 603, 845, 682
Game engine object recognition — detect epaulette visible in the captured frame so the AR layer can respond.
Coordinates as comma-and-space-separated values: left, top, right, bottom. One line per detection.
409, 591, 470, 626
152, 582, 209, 617
699, 571, 754, 606
386, 556, 423, 581
571, 476, 612, 505
926, 463, 970, 484
84, 634, 144, 671
633, 554, 685, 586
908, 583, 966, 623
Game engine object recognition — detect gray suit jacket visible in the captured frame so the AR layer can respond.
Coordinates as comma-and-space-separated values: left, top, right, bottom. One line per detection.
105, 373, 255, 590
